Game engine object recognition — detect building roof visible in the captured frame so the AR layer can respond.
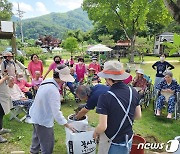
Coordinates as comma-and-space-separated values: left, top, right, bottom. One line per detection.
116, 40, 131, 46
160, 32, 174, 36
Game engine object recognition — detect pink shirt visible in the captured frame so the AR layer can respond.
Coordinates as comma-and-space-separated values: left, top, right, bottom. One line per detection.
28, 60, 43, 78
88, 62, 101, 74
15, 79, 32, 93
69, 59, 74, 65
123, 75, 133, 84
48, 60, 64, 71
31, 78, 43, 87
76, 64, 86, 82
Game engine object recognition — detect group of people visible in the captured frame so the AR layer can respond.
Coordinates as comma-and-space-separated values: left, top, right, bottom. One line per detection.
0, 51, 180, 154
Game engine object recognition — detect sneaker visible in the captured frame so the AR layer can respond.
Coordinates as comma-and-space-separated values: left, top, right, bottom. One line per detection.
25, 117, 33, 124
0, 128, 11, 135
0, 136, 7, 143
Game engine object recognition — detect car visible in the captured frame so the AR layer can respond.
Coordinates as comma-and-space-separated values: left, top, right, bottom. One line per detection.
4, 47, 26, 56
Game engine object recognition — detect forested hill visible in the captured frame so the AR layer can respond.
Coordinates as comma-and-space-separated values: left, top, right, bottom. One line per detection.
15, 8, 93, 39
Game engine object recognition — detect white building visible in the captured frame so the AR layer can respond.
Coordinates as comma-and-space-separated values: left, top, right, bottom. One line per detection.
154, 32, 174, 54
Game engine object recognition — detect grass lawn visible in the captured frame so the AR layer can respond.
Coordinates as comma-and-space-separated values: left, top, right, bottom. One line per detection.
0, 56, 180, 153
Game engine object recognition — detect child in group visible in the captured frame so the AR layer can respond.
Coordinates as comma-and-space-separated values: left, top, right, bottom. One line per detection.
31, 71, 43, 96
87, 67, 100, 86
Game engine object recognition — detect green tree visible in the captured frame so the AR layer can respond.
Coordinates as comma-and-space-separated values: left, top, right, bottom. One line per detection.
163, 33, 180, 55
62, 37, 78, 56
83, 0, 172, 62
98, 34, 115, 47
0, 0, 13, 21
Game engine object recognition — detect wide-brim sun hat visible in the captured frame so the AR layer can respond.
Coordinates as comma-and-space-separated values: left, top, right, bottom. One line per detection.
3, 51, 13, 57
55, 66, 75, 82
97, 61, 130, 80
136, 69, 144, 75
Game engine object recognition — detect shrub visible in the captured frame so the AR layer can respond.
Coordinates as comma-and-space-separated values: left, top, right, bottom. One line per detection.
39, 54, 48, 66
16, 56, 25, 64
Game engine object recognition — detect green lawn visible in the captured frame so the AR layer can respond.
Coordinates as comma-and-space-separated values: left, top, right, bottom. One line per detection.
0, 56, 180, 153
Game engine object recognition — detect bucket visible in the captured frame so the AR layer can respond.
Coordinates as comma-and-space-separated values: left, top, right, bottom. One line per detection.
130, 135, 146, 154
67, 114, 88, 131
174, 136, 180, 154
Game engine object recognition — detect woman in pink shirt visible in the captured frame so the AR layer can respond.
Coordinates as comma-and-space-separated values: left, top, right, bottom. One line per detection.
15, 72, 33, 99
69, 56, 74, 67
28, 54, 43, 79
43, 55, 64, 79
88, 57, 101, 74
75, 57, 86, 83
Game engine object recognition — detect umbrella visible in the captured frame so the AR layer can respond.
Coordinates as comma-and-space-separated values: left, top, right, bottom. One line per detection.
87, 44, 112, 52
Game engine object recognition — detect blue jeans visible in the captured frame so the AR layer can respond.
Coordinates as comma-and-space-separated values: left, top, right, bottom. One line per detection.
108, 138, 133, 154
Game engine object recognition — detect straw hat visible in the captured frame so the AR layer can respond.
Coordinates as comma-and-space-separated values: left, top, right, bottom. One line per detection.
55, 66, 74, 82
136, 69, 144, 75
97, 61, 130, 80
88, 67, 96, 71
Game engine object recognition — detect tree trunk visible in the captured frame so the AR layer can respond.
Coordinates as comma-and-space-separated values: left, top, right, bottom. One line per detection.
163, 0, 180, 24
129, 37, 136, 63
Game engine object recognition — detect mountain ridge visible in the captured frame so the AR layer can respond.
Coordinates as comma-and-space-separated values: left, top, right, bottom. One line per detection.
15, 8, 93, 39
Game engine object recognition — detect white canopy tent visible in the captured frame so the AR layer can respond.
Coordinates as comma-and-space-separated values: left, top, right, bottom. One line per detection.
87, 44, 113, 63
87, 44, 112, 52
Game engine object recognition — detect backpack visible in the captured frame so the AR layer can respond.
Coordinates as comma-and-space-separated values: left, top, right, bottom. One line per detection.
3, 60, 16, 70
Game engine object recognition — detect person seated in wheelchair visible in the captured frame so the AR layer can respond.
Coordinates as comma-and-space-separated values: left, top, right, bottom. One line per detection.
132, 69, 148, 97
31, 71, 43, 96
155, 70, 180, 119
66, 68, 79, 95
15, 72, 33, 99
8, 77, 33, 118
87, 67, 101, 86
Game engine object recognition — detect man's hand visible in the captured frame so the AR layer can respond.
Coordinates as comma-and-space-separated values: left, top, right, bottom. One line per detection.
20, 97, 27, 101
64, 123, 76, 133
93, 130, 99, 140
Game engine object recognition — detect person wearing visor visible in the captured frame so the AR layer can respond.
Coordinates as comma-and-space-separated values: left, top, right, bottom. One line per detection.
1, 52, 16, 77
88, 57, 101, 74
43, 55, 64, 80
93, 61, 141, 154
29, 64, 75, 154
152, 53, 174, 88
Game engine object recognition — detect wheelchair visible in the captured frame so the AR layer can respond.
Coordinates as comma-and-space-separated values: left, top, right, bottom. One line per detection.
135, 75, 154, 108
153, 90, 180, 120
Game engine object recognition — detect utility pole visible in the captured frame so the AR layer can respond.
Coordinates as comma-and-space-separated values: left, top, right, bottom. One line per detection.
16, 3, 25, 43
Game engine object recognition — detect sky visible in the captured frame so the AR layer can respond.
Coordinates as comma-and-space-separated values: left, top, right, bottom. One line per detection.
9, 0, 83, 19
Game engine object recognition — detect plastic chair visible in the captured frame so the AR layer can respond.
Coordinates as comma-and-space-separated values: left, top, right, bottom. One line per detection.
9, 105, 27, 122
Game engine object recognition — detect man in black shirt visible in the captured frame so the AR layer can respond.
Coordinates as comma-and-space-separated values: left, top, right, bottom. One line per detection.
93, 61, 141, 154
152, 53, 174, 88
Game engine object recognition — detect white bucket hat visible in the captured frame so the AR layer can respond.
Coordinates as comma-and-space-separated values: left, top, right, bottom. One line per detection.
97, 61, 130, 80
136, 69, 144, 75
55, 66, 75, 82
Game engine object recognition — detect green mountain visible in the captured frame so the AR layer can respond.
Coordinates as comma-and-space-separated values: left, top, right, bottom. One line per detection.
15, 8, 93, 39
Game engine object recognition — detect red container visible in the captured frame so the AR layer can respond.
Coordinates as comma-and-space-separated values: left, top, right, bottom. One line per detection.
130, 135, 146, 154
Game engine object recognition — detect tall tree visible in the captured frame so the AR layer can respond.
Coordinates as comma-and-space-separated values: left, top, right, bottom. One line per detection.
0, 0, 13, 21
164, 0, 180, 24
83, 0, 172, 62
62, 37, 78, 56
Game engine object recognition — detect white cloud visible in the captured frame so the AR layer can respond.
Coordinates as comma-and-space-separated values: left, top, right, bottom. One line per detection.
54, 0, 83, 10
12, 1, 49, 19
35, 2, 49, 15
12, 2, 33, 12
